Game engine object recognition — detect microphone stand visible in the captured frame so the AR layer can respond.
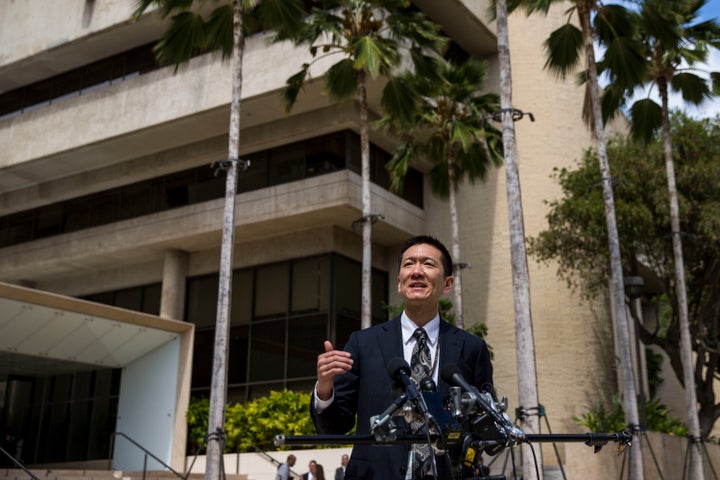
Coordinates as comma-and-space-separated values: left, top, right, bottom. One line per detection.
275, 431, 631, 450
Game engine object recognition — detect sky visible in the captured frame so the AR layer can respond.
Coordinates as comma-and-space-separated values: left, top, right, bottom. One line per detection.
613, 0, 720, 119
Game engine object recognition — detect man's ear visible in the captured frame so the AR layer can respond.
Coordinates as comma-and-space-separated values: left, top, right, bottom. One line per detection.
443, 276, 454, 293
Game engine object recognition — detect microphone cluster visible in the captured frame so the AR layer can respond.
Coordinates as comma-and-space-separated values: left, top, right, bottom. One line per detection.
370, 358, 524, 456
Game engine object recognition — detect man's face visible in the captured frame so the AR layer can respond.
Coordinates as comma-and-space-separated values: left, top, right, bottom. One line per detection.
288, 457, 296, 467
397, 243, 453, 306
341, 455, 349, 467
309, 462, 316, 473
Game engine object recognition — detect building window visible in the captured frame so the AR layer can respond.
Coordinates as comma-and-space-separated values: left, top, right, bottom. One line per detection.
185, 253, 387, 401
0, 131, 424, 249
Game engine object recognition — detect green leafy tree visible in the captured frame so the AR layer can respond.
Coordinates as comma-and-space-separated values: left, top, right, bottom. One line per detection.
509, 1, 647, 475
600, 3, 720, 473
529, 113, 720, 440
279, 0, 447, 330
381, 58, 502, 330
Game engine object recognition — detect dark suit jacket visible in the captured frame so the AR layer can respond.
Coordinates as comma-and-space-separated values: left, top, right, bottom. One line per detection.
311, 316, 494, 480
335, 466, 345, 480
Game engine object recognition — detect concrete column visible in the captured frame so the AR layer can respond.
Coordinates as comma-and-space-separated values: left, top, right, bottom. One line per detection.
160, 249, 189, 321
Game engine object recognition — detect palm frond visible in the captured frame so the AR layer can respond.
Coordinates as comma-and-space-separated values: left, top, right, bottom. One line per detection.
385, 142, 415, 193
205, 4, 234, 60
154, 11, 207, 68
629, 98, 662, 143
672, 72, 712, 104
380, 75, 417, 129
543, 23, 583, 79
326, 58, 358, 101
354, 37, 398, 78
282, 64, 311, 111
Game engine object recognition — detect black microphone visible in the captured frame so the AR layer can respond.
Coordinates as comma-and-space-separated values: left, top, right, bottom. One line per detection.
388, 357, 423, 402
441, 364, 481, 396
441, 364, 520, 439
370, 392, 408, 431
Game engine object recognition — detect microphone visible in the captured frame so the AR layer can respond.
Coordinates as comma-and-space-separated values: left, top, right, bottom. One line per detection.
370, 393, 407, 433
441, 364, 525, 445
441, 364, 480, 397
388, 357, 423, 402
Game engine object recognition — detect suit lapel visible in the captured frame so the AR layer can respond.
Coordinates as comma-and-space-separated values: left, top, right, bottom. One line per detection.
377, 316, 404, 367
438, 321, 462, 392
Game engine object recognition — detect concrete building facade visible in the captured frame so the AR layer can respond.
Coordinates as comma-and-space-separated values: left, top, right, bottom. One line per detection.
0, 0, 642, 477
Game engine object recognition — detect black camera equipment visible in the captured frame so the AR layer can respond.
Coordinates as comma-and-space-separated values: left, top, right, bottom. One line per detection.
275, 364, 632, 480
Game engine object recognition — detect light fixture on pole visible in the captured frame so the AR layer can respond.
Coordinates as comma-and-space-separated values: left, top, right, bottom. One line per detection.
624, 275, 646, 427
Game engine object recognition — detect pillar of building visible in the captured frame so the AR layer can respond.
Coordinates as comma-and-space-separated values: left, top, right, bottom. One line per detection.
160, 249, 189, 321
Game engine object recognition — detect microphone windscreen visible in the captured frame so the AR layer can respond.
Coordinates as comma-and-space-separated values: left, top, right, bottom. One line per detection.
440, 364, 463, 384
387, 357, 411, 379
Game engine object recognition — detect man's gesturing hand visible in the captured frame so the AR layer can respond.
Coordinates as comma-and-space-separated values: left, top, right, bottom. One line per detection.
316, 340, 353, 401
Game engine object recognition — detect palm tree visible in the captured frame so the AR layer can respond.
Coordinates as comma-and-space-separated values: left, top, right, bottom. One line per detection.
381, 58, 503, 329
494, 0, 542, 477
131, 2, 304, 480
510, 1, 646, 477
601, 2, 720, 477
279, 0, 446, 329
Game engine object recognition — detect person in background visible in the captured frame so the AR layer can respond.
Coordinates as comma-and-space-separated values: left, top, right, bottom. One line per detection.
302, 460, 318, 480
275, 454, 296, 480
315, 463, 327, 480
335, 454, 349, 480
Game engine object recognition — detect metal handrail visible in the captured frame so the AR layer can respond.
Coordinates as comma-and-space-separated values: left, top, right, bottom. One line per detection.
109, 432, 188, 480
0, 445, 41, 480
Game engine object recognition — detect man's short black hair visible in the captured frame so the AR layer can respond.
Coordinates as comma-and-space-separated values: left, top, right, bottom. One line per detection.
399, 235, 453, 277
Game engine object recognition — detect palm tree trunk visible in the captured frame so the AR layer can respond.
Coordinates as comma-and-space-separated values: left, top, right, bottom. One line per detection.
357, 70, 373, 330
659, 80, 704, 480
495, 1, 541, 477
447, 159, 464, 329
206, 2, 244, 480
578, 4, 644, 478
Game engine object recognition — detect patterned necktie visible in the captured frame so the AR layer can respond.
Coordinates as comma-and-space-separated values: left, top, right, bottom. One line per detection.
410, 328, 433, 479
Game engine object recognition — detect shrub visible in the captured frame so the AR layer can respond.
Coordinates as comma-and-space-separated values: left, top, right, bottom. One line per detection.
574, 395, 688, 437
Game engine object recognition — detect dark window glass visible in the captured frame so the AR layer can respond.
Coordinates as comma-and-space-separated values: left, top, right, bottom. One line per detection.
254, 263, 289, 319
249, 320, 286, 381
0, 90, 24, 118
231, 269, 253, 325
186, 274, 219, 328
287, 314, 326, 378
0, 212, 35, 246
305, 132, 346, 176
191, 329, 215, 389
228, 325, 249, 385
163, 170, 196, 209
237, 151, 268, 193
35, 204, 63, 238
335, 313, 360, 352
140, 284, 160, 315
63, 199, 92, 232
142, 283, 162, 315
80, 58, 114, 93
24, 79, 53, 110
372, 268, 389, 323
192, 166, 225, 203
91, 190, 121, 226
121, 181, 154, 219
114, 287, 143, 311
334, 255, 362, 321
269, 144, 305, 185
291, 256, 330, 314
